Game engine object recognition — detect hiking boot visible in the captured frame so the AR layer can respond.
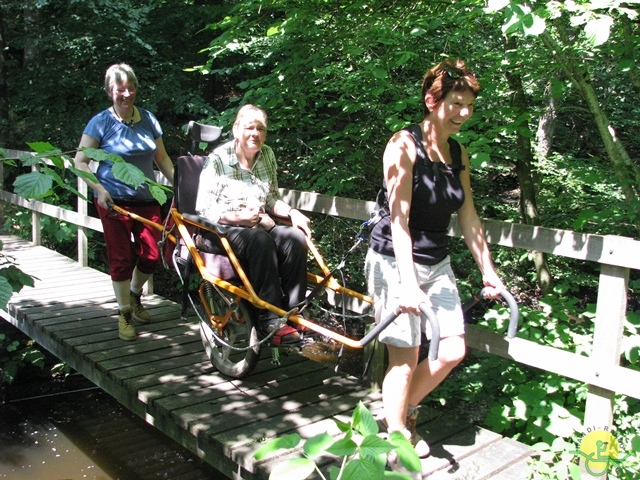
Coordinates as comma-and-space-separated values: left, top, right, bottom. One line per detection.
406, 406, 430, 458
118, 307, 137, 341
376, 407, 430, 458
130, 291, 151, 323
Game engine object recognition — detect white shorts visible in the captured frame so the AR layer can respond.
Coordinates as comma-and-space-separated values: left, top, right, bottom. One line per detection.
365, 249, 465, 348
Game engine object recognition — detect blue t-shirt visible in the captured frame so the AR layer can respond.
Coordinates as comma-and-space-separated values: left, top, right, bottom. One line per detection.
83, 107, 162, 203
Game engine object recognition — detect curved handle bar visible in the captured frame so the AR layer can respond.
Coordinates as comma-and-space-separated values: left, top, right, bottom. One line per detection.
462, 288, 519, 339
359, 304, 440, 361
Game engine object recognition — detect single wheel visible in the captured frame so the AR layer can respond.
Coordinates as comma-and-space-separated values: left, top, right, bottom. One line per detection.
195, 281, 260, 378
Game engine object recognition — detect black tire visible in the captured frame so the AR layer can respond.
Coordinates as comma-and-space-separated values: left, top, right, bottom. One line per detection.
196, 282, 261, 378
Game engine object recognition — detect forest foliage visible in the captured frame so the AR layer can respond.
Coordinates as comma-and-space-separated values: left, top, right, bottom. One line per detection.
1, 0, 639, 478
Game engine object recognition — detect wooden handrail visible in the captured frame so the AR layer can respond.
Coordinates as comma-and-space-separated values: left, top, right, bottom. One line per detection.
1, 149, 638, 437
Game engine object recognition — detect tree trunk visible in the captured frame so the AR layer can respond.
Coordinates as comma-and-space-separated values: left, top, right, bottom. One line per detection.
0, 7, 8, 146
540, 24, 640, 234
535, 84, 557, 162
504, 36, 553, 294
23, 0, 40, 71
620, 15, 640, 98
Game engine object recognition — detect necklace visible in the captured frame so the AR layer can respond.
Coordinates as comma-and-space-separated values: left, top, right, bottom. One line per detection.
112, 107, 136, 128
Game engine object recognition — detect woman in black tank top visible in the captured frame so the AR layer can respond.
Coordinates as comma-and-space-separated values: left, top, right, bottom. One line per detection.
365, 59, 505, 468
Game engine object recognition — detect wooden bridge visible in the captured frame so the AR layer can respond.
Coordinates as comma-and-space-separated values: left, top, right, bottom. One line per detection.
1, 149, 640, 478
1, 233, 531, 479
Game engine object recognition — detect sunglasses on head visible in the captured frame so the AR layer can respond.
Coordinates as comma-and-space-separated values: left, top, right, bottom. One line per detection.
439, 67, 477, 80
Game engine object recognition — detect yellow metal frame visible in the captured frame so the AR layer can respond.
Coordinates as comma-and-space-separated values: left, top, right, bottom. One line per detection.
111, 204, 373, 349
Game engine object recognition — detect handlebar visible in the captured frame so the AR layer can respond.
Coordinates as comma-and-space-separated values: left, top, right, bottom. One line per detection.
462, 288, 519, 339
359, 289, 519, 362
359, 304, 440, 361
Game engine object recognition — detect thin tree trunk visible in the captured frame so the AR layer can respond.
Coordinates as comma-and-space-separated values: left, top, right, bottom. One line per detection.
540, 24, 640, 234
0, 7, 8, 146
504, 36, 553, 294
535, 84, 557, 162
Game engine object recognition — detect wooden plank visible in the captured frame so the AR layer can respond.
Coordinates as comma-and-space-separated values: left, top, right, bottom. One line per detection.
466, 326, 640, 400
0, 190, 104, 231
421, 426, 502, 476
426, 436, 530, 479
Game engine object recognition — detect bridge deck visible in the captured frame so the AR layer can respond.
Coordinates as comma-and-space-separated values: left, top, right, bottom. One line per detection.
0, 234, 531, 479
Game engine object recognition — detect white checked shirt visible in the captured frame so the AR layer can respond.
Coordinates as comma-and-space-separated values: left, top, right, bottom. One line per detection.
195, 140, 283, 223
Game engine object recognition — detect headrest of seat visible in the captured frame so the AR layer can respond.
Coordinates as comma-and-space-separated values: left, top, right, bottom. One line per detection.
187, 121, 222, 144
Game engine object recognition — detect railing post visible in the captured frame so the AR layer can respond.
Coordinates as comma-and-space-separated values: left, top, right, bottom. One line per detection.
581, 261, 628, 478
77, 177, 89, 267
31, 165, 41, 246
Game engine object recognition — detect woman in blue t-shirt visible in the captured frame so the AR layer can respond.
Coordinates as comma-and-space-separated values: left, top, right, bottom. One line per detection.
365, 58, 504, 472
74, 63, 174, 342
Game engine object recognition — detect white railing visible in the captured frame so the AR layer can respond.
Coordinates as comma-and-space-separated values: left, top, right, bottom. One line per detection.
1, 148, 639, 438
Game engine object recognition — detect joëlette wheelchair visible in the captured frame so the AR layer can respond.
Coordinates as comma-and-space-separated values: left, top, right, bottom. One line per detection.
110, 121, 519, 379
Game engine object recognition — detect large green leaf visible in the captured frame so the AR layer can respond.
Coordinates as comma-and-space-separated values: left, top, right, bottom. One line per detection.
269, 457, 315, 480
13, 171, 54, 199
359, 434, 395, 458
0, 276, 14, 310
253, 433, 301, 460
111, 161, 147, 190
302, 432, 335, 458
341, 458, 384, 480
387, 431, 421, 473
352, 401, 378, 437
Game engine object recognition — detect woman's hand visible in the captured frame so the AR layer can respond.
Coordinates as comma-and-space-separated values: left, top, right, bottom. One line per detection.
220, 206, 261, 227
397, 284, 428, 316
96, 189, 114, 211
290, 209, 312, 237
481, 270, 505, 299
255, 213, 276, 231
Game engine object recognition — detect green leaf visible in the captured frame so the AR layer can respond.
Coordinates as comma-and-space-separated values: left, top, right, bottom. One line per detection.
326, 437, 358, 457
19, 153, 41, 167
302, 432, 335, 458
269, 457, 315, 480
13, 171, 54, 199
0, 276, 14, 310
334, 418, 352, 433
584, 16, 612, 47
470, 151, 491, 168
568, 462, 582, 479
26, 141, 61, 156
111, 161, 147, 189
387, 431, 421, 473
353, 401, 378, 436
522, 13, 546, 36
82, 147, 122, 164
149, 184, 168, 205
0, 264, 36, 292
359, 434, 395, 457
485, 0, 510, 14
341, 458, 384, 480
372, 68, 387, 79
253, 433, 301, 460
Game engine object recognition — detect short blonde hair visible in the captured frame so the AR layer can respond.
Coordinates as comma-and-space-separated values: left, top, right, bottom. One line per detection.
233, 104, 268, 133
104, 63, 138, 95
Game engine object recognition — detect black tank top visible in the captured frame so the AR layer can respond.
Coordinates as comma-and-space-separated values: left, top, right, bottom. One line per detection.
369, 124, 465, 266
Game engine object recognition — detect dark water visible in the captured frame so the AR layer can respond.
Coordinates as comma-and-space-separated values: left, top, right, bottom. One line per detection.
0, 380, 225, 480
